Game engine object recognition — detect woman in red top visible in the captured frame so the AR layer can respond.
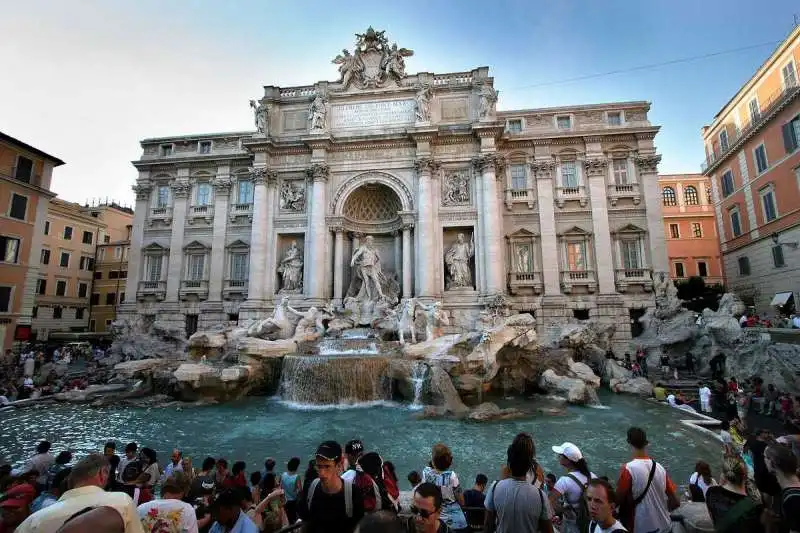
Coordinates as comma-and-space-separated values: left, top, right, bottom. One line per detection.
224, 461, 248, 489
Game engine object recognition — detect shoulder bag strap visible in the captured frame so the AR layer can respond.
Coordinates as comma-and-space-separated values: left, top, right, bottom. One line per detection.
538, 486, 546, 521
344, 479, 353, 518
714, 495, 757, 533
306, 477, 320, 513
566, 473, 588, 501
632, 460, 657, 507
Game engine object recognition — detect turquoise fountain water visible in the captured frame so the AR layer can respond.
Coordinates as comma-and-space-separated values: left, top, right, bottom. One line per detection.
0, 391, 721, 486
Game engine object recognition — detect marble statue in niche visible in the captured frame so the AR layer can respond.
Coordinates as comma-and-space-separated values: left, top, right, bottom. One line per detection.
278, 241, 304, 292
444, 233, 475, 290
279, 181, 306, 212
515, 244, 531, 272
415, 85, 433, 122
478, 83, 498, 119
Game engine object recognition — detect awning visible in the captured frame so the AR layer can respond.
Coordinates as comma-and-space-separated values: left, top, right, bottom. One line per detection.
770, 292, 794, 306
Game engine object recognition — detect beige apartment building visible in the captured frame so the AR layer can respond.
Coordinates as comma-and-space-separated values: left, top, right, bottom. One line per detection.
90, 226, 131, 333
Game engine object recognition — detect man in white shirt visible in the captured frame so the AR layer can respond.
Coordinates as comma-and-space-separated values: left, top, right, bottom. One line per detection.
587, 478, 627, 532
16, 453, 144, 533
698, 383, 712, 413
138, 472, 198, 533
160, 448, 184, 483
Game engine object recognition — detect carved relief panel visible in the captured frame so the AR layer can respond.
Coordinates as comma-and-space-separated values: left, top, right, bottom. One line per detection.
441, 169, 471, 207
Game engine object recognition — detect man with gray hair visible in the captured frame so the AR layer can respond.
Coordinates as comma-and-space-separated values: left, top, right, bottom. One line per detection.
16, 453, 144, 533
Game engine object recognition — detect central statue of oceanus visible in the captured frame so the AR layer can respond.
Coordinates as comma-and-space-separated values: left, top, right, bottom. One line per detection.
344, 234, 400, 325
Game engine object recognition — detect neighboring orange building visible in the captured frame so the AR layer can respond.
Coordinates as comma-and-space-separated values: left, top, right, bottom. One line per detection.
701, 25, 800, 312
0, 131, 63, 355
659, 174, 725, 285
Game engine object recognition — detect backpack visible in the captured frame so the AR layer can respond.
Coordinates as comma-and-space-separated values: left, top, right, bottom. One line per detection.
121, 460, 142, 483
689, 474, 705, 503
353, 469, 383, 512
565, 473, 592, 533
382, 463, 400, 504
306, 477, 354, 518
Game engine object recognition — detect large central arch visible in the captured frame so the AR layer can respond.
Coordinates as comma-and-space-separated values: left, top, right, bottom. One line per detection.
331, 171, 414, 216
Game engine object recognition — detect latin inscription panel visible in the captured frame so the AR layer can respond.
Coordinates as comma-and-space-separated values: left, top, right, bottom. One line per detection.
330, 99, 415, 129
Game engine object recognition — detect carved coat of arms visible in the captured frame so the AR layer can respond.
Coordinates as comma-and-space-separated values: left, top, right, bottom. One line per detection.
332, 27, 413, 90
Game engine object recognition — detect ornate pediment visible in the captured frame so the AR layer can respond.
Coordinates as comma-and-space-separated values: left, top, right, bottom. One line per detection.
227, 239, 249, 250
506, 228, 539, 239
558, 226, 592, 237
183, 240, 210, 251
331, 27, 414, 90
142, 242, 168, 253
612, 223, 647, 235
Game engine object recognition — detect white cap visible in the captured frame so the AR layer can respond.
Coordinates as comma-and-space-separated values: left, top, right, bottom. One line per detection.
552, 442, 583, 462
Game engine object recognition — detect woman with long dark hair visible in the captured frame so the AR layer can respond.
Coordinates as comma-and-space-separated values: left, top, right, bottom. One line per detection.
689, 461, 717, 502
549, 442, 596, 533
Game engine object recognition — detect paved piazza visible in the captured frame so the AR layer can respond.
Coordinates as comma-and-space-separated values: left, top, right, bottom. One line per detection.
120, 27, 666, 344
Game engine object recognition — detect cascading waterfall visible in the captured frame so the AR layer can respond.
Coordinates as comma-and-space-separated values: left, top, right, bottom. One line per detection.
317, 338, 379, 356
410, 362, 428, 409
278, 355, 391, 405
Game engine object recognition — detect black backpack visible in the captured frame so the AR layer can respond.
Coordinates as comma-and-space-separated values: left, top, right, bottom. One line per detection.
121, 460, 142, 483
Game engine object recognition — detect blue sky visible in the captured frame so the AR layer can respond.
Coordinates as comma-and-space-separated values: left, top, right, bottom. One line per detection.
1, 0, 798, 204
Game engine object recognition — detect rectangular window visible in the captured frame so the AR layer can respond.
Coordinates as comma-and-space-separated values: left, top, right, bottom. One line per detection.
0, 236, 20, 263
44, 221, 50, 235
730, 209, 742, 237
196, 184, 211, 206
612, 159, 628, 184
692, 222, 702, 238
63, 226, 73, 240
40, 249, 50, 265
561, 161, 578, 188
566, 242, 587, 271
89, 319, 96, 332
78, 282, 88, 298
761, 188, 778, 222
0, 287, 11, 313
79, 256, 94, 270
187, 254, 205, 280
698, 261, 708, 277
109, 270, 119, 279
106, 293, 116, 305
90, 293, 100, 306
230, 253, 249, 281
721, 170, 735, 197
75, 308, 85, 320
147, 255, 163, 281
55, 280, 67, 296
120, 270, 127, 279
607, 112, 622, 126
9, 194, 27, 220
556, 116, 571, 129
749, 98, 760, 123
53, 306, 62, 319
674, 262, 685, 278
198, 141, 212, 154
157, 185, 170, 208
738, 256, 751, 276
14, 156, 33, 182
621, 240, 641, 269
120, 292, 125, 304
36, 279, 46, 295
160, 144, 173, 156
669, 223, 680, 239
82, 231, 93, 245
510, 164, 527, 190
238, 181, 253, 204
773, 245, 785, 267
59, 252, 70, 268
103, 235, 110, 243
507, 119, 522, 133
94, 271, 102, 280
754, 144, 768, 174
784, 116, 800, 154
114, 246, 122, 259
783, 62, 798, 88
719, 129, 729, 151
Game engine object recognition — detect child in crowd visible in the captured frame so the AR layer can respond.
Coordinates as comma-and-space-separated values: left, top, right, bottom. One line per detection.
407, 470, 421, 490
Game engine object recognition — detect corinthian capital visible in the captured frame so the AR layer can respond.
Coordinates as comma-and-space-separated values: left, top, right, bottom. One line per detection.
170, 180, 191, 198
529, 159, 556, 178
471, 154, 505, 174
131, 182, 152, 201
306, 163, 330, 182
634, 154, 661, 173
583, 158, 608, 177
414, 157, 440, 174
212, 176, 233, 191
248, 166, 277, 185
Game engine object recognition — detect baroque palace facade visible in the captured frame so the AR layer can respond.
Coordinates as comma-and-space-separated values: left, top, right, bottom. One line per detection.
120, 28, 666, 341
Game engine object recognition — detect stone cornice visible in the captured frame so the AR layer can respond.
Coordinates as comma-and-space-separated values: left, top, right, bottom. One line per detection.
409, 129, 438, 143
329, 139, 414, 151
431, 135, 478, 146
473, 124, 504, 139
303, 136, 334, 151
132, 153, 251, 170
635, 132, 657, 140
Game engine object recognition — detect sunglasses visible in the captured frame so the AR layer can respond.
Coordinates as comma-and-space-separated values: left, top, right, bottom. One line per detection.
411, 505, 435, 519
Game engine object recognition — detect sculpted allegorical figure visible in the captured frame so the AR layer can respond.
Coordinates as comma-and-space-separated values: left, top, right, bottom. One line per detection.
516, 245, 531, 272
418, 301, 449, 341
249, 99, 268, 135
278, 241, 303, 292
444, 233, 474, 289
478, 83, 498, 119
350, 235, 385, 302
309, 95, 327, 132
332, 49, 363, 89
382, 43, 414, 80
415, 85, 432, 122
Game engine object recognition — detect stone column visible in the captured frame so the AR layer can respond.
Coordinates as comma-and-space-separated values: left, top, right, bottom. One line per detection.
332, 226, 345, 305
473, 155, 505, 296
207, 168, 232, 301
305, 163, 329, 303
244, 167, 270, 307
531, 160, 560, 295
584, 158, 616, 294
636, 154, 668, 273
402, 223, 413, 298
263, 175, 278, 298
165, 172, 191, 301
119, 174, 150, 316
414, 158, 439, 298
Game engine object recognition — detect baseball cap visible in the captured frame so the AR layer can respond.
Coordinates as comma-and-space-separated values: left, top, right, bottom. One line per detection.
551, 442, 583, 463
316, 440, 343, 461
0, 483, 36, 508
345, 439, 364, 457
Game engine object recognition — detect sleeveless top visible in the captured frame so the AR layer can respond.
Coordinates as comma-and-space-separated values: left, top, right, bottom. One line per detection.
280, 472, 299, 501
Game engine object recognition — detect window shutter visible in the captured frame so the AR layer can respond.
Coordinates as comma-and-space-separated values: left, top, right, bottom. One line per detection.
784, 121, 798, 153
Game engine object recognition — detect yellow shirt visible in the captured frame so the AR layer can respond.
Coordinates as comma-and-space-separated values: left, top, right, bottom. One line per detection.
653, 387, 667, 401
16, 485, 145, 533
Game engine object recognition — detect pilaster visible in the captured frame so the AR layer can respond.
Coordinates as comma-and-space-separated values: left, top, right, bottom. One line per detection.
331, 221, 345, 305
472, 154, 505, 296
531, 159, 560, 295
305, 162, 329, 303
165, 169, 191, 301
207, 166, 232, 301
584, 158, 616, 294
243, 164, 273, 311
120, 174, 151, 316
414, 157, 439, 298
636, 154, 668, 273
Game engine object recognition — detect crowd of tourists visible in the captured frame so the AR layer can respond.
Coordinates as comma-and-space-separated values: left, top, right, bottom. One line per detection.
1, 424, 799, 533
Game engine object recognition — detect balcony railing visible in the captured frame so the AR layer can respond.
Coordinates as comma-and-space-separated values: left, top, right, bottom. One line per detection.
507, 271, 543, 295
555, 186, 587, 207
223, 279, 248, 298
229, 203, 253, 222
149, 206, 172, 222
179, 279, 209, 300
504, 188, 536, 209
607, 182, 641, 206
190, 205, 212, 215
702, 83, 800, 172
560, 270, 597, 293
615, 268, 654, 293
137, 280, 166, 300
